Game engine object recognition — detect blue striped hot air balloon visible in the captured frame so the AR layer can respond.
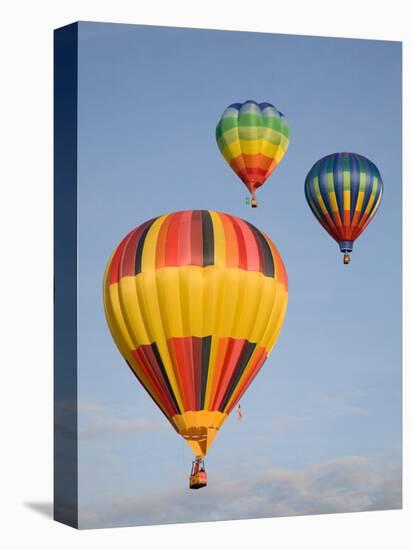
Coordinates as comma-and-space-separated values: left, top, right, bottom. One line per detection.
304, 152, 383, 264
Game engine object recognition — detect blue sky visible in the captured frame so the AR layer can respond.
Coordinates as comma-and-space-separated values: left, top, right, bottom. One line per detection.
75, 22, 401, 528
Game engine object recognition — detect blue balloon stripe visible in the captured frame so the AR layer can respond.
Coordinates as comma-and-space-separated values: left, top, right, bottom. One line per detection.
349, 154, 361, 222
333, 153, 344, 222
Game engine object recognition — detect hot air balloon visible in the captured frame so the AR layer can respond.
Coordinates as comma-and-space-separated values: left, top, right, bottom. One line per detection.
304, 153, 383, 264
103, 210, 288, 489
216, 100, 290, 208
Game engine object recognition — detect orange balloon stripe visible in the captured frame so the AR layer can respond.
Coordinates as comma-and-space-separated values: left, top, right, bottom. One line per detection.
243, 153, 273, 170
347, 209, 362, 239
167, 338, 196, 411
191, 337, 203, 409
190, 210, 203, 266
164, 210, 183, 267
235, 217, 261, 272
177, 210, 193, 266
207, 338, 230, 409
210, 339, 247, 410
343, 210, 351, 235
218, 212, 240, 269
228, 217, 248, 270
155, 213, 173, 269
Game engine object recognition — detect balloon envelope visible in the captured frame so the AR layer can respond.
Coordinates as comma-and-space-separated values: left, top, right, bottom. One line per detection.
216, 100, 290, 198
104, 210, 288, 457
304, 152, 383, 257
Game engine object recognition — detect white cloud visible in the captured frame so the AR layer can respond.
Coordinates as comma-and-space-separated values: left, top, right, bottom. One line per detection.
78, 455, 402, 528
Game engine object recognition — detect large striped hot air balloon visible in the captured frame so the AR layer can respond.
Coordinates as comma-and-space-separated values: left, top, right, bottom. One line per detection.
216, 100, 290, 207
104, 210, 288, 488
305, 152, 383, 264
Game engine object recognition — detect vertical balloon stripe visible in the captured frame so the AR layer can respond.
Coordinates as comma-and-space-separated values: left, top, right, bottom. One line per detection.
230, 217, 248, 270
190, 210, 203, 266
219, 212, 239, 268
168, 338, 195, 411
219, 342, 257, 412
315, 173, 333, 222
207, 338, 230, 409
305, 185, 334, 237
200, 336, 212, 409
357, 177, 379, 227
246, 222, 275, 277
209, 211, 226, 268
201, 210, 215, 266
236, 218, 261, 272
359, 162, 373, 219
175, 210, 192, 266
109, 229, 134, 284
349, 154, 360, 221
164, 210, 183, 266
310, 176, 337, 235
150, 343, 182, 413
333, 153, 345, 222
321, 157, 335, 218
342, 154, 351, 230
210, 339, 247, 410
154, 213, 173, 270
191, 337, 203, 410
134, 218, 158, 274
133, 346, 176, 415
368, 184, 383, 220
121, 227, 143, 278
263, 234, 287, 290
139, 216, 166, 273
123, 218, 159, 277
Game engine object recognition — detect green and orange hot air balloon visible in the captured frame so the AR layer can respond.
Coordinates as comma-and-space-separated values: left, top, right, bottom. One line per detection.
103, 210, 288, 488
216, 100, 290, 207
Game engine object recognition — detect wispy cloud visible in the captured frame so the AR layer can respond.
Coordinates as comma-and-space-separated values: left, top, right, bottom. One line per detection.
78, 416, 166, 440
53, 400, 167, 440
79, 455, 402, 528
78, 400, 167, 440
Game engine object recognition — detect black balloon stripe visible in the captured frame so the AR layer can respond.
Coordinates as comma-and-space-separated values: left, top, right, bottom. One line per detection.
134, 217, 158, 275
200, 336, 212, 409
219, 341, 257, 412
201, 210, 215, 266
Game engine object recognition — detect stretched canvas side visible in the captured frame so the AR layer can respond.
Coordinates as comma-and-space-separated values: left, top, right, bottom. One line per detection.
54, 22, 78, 528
